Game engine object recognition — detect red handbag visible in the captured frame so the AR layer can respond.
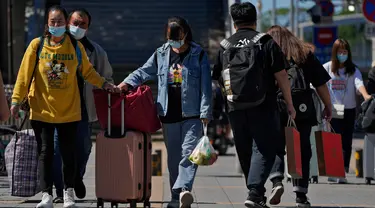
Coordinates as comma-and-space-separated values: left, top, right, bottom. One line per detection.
285, 117, 303, 179
93, 85, 161, 133
315, 123, 345, 178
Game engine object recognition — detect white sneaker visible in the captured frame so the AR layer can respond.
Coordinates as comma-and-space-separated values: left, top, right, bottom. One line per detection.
63, 188, 76, 208
36, 192, 53, 208
179, 190, 193, 208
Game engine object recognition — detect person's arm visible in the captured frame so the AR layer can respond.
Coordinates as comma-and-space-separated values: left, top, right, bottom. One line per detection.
212, 48, 224, 81
11, 38, 40, 106
316, 84, 332, 120
77, 42, 106, 88
354, 68, 371, 100
200, 51, 212, 122
0, 72, 10, 121
123, 53, 158, 88
358, 86, 371, 100
267, 39, 295, 118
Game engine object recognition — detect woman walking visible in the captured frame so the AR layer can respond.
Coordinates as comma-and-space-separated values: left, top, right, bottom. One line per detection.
10, 5, 115, 208
118, 16, 212, 208
324, 38, 371, 184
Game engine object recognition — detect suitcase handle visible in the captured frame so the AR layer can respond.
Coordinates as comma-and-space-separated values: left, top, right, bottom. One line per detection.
107, 92, 125, 137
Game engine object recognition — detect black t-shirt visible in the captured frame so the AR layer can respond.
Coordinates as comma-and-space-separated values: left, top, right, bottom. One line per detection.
159, 47, 193, 123
278, 52, 331, 125
212, 28, 289, 111
298, 52, 331, 89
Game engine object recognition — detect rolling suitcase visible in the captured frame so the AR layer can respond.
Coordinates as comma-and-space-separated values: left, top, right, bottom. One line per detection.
95, 93, 152, 208
364, 133, 375, 185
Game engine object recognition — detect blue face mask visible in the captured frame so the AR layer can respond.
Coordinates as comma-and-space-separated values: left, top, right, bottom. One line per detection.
49, 26, 66, 37
69, 25, 86, 40
337, 54, 348, 63
168, 39, 184, 49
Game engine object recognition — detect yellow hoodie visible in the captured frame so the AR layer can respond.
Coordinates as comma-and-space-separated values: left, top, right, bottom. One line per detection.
12, 35, 105, 123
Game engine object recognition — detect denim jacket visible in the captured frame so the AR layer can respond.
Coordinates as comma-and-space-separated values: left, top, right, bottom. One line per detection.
123, 42, 212, 120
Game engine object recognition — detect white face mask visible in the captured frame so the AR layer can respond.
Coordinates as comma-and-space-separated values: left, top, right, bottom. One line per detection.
69, 25, 86, 40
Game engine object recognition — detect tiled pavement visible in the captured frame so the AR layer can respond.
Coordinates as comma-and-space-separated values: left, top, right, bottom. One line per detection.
0, 140, 374, 208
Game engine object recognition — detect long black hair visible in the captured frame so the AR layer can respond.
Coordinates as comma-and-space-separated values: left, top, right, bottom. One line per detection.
43, 5, 69, 38
331, 38, 357, 76
164, 16, 193, 43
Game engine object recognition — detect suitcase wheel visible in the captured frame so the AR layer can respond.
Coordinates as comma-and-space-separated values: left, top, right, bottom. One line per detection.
312, 176, 318, 184
97, 198, 104, 208
111, 202, 118, 208
365, 177, 373, 185
144, 199, 151, 208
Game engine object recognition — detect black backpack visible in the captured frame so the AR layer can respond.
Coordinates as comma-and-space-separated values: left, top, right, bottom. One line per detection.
357, 96, 375, 133
277, 61, 317, 124
219, 33, 271, 112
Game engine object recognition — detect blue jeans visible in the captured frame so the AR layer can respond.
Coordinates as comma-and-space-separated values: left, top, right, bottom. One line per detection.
162, 119, 202, 200
53, 110, 92, 196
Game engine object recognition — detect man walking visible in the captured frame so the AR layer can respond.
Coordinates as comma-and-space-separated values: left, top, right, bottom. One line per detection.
53, 8, 113, 202
212, 2, 295, 208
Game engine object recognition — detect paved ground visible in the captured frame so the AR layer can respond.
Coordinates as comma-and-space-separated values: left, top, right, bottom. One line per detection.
0, 138, 374, 208
162, 147, 375, 208
0, 142, 168, 208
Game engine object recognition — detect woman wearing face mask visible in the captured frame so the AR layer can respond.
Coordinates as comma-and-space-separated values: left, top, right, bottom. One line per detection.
118, 16, 212, 208
323, 38, 371, 184
10, 5, 115, 208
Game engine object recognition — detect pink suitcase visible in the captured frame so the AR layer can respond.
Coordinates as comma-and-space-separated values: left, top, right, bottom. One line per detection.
95, 93, 152, 208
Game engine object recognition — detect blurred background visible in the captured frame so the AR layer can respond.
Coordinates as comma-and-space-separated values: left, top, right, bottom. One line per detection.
0, 0, 371, 152
0, 0, 371, 85
0, 0, 371, 84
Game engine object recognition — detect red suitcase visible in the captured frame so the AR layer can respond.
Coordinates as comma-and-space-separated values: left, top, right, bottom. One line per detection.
95, 93, 152, 208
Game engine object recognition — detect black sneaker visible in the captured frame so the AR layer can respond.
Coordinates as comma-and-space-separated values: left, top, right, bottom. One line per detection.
269, 182, 284, 205
296, 194, 311, 208
74, 179, 86, 199
244, 195, 269, 208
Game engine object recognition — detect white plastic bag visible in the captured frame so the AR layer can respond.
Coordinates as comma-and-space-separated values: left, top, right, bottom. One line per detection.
188, 124, 218, 166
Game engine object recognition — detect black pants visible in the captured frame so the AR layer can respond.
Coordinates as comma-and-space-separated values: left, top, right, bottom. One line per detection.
270, 114, 312, 193
228, 108, 281, 196
330, 108, 356, 172
31, 120, 78, 195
